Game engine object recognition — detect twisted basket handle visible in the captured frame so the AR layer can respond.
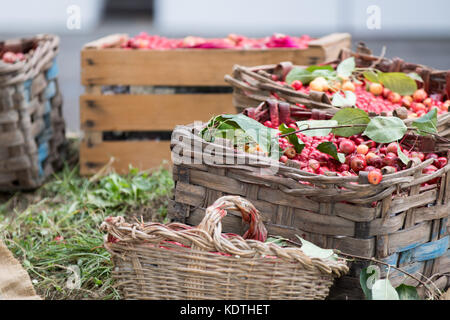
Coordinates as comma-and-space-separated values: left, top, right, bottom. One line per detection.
196, 196, 268, 243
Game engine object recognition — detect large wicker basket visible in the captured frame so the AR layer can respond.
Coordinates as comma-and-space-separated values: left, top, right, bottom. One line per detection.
101, 196, 348, 300
169, 116, 450, 298
225, 43, 450, 138
0, 34, 66, 190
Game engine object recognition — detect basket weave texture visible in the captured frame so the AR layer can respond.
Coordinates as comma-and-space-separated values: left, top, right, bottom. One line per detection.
169, 120, 450, 289
0, 34, 66, 190
101, 196, 348, 300
225, 44, 450, 138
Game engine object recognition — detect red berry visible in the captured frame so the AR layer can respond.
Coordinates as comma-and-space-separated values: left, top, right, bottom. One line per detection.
2, 51, 17, 63
308, 159, 320, 171
338, 163, 349, 172
386, 142, 398, 154
284, 147, 297, 159
264, 120, 272, 127
350, 155, 367, 172
388, 92, 401, 104
383, 152, 398, 166
368, 170, 383, 185
339, 139, 356, 154
413, 89, 427, 102
436, 157, 448, 168
280, 155, 288, 163
291, 80, 303, 91
356, 144, 369, 155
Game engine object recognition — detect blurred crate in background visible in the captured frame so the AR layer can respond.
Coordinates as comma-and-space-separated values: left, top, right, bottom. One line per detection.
79, 32, 350, 175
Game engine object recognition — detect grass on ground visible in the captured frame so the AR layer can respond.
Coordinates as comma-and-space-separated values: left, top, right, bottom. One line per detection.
0, 163, 174, 300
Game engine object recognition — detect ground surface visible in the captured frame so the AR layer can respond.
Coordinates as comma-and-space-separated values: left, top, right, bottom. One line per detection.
0, 144, 173, 300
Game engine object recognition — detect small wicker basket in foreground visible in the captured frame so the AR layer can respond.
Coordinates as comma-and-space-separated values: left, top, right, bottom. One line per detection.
0, 34, 66, 190
101, 196, 348, 300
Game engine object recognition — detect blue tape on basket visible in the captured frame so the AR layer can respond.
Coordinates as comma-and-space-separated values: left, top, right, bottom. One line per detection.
398, 236, 449, 265
36, 127, 53, 145
23, 79, 32, 102
45, 100, 52, 113
45, 81, 56, 100
381, 253, 399, 266
43, 113, 51, 128
46, 60, 59, 80
37, 142, 49, 177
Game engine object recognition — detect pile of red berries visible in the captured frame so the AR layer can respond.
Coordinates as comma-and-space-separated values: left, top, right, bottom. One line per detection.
263, 120, 447, 185
284, 79, 449, 118
1, 51, 26, 64
122, 32, 312, 50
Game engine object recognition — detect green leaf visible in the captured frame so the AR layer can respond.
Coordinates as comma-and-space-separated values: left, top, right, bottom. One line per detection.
296, 120, 338, 137
202, 114, 279, 156
378, 72, 417, 95
407, 72, 423, 83
363, 116, 407, 143
317, 141, 345, 163
311, 69, 336, 79
278, 124, 304, 154
220, 114, 278, 155
363, 70, 381, 83
265, 237, 289, 247
412, 108, 438, 136
295, 235, 338, 261
331, 108, 371, 137
306, 65, 335, 73
372, 279, 400, 300
336, 57, 355, 78
396, 284, 419, 300
285, 67, 315, 85
331, 90, 356, 108
360, 266, 379, 300
397, 143, 410, 165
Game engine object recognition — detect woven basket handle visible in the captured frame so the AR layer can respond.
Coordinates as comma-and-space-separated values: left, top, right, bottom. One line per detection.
196, 196, 268, 242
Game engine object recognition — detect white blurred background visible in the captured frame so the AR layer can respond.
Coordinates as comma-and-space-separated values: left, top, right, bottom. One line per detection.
1, 0, 449, 132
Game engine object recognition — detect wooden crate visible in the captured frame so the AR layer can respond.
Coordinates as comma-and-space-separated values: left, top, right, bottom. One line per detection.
80, 33, 351, 175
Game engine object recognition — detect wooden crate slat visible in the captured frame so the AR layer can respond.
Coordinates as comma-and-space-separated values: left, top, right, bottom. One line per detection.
80, 93, 234, 131
81, 33, 351, 86
80, 140, 171, 175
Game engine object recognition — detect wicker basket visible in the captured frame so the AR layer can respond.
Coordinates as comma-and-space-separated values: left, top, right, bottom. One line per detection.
0, 34, 66, 190
225, 43, 450, 138
101, 196, 348, 300
169, 116, 450, 295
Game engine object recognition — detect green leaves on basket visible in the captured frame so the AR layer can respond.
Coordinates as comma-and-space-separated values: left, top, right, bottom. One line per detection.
285, 65, 337, 85
363, 116, 407, 143
360, 266, 419, 300
397, 142, 410, 165
331, 90, 357, 108
372, 279, 400, 300
295, 235, 338, 261
201, 114, 280, 157
278, 124, 304, 153
331, 108, 371, 137
316, 142, 345, 163
296, 120, 337, 137
411, 107, 438, 136
363, 70, 418, 95
395, 284, 420, 300
336, 57, 355, 78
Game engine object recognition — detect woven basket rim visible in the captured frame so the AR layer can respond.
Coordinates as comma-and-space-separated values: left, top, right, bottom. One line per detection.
0, 34, 59, 85
101, 196, 350, 277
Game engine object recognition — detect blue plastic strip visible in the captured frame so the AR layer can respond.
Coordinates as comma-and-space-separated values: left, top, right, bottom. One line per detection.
45, 81, 56, 100
46, 60, 59, 80
398, 236, 449, 265
37, 142, 49, 177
